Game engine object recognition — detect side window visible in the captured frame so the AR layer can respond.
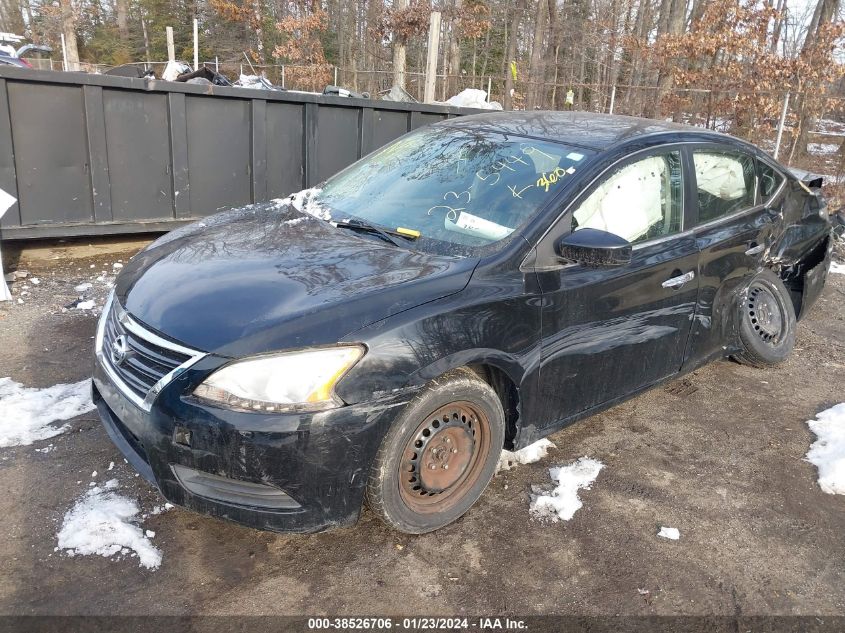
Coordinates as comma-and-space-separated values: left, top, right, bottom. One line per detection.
693, 150, 756, 223
571, 151, 683, 244
758, 160, 785, 203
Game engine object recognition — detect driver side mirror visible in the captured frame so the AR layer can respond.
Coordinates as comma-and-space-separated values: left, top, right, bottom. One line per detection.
555, 228, 632, 267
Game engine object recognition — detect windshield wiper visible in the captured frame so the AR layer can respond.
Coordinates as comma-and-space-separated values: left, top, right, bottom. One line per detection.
335, 218, 419, 247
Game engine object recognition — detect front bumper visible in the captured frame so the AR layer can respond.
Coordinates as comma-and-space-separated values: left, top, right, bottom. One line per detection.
93, 356, 414, 533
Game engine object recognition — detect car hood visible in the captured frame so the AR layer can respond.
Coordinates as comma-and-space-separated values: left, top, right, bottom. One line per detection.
116, 202, 477, 356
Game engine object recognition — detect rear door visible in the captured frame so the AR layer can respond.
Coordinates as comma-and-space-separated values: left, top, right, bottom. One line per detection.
532, 146, 700, 428
684, 144, 784, 364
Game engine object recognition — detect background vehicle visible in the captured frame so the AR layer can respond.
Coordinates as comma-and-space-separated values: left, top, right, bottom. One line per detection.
0, 34, 52, 69
94, 112, 833, 534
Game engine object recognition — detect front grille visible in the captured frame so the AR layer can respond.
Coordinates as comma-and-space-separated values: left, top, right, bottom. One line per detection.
99, 296, 202, 408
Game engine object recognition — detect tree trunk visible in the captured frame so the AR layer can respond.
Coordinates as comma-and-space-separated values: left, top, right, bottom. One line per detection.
769, 0, 786, 54
448, 0, 463, 95
625, 0, 650, 113
0, 0, 25, 35
503, 0, 524, 110
392, 0, 409, 89
526, 0, 548, 109
116, 0, 129, 40
651, 0, 687, 118
252, 0, 265, 63
141, 16, 152, 64
60, 0, 80, 71
792, 0, 841, 159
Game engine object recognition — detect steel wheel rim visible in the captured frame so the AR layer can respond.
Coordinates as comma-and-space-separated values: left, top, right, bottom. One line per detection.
747, 282, 785, 345
399, 401, 491, 514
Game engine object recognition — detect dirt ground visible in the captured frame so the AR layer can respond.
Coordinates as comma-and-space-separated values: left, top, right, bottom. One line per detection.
0, 236, 844, 618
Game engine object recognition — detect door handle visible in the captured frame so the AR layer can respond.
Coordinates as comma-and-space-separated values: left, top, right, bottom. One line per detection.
662, 271, 695, 289
745, 243, 765, 256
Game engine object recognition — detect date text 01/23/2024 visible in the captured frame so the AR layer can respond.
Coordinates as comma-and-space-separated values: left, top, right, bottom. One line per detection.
306, 617, 528, 630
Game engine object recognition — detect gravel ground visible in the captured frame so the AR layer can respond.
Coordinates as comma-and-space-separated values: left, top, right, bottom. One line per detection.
0, 236, 844, 618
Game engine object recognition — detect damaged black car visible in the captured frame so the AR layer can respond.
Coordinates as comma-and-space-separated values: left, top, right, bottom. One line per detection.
93, 112, 834, 534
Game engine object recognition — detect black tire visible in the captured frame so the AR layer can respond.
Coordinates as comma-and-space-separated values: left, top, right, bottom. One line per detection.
366, 368, 505, 534
732, 269, 797, 368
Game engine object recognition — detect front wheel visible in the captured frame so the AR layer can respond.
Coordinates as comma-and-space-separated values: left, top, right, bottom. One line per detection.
366, 369, 505, 534
732, 269, 796, 368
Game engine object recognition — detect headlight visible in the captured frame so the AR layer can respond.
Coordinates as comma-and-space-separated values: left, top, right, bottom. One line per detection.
193, 346, 364, 412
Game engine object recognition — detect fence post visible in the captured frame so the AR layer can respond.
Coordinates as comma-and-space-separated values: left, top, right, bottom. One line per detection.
609, 85, 616, 115
166, 27, 175, 63
60, 34, 68, 71
774, 91, 790, 160
334, 66, 338, 86
281, 65, 285, 89
487, 77, 492, 102
0, 188, 14, 301
193, 19, 199, 70
424, 12, 441, 103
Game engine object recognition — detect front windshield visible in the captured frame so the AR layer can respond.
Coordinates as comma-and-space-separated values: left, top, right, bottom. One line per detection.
313, 126, 594, 255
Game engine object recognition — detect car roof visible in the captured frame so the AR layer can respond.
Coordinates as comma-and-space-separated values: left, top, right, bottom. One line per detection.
441, 111, 735, 151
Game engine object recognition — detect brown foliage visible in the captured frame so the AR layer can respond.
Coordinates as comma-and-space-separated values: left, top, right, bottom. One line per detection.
653, 0, 845, 135
273, 10, 332, 90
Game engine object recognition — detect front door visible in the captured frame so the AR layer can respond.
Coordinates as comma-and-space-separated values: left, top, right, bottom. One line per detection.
533, 147, 700, 428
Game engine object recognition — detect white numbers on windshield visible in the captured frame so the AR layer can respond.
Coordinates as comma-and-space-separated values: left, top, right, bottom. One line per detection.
473, 145, 572, 196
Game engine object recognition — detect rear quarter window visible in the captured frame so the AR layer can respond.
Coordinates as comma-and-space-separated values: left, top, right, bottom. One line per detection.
758, 161, 785, 204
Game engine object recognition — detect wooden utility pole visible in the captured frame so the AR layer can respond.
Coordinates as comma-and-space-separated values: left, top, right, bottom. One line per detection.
424, 12, 442, 103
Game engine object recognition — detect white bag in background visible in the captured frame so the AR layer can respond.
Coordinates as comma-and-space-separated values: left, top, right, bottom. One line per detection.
0, 188, 16, 301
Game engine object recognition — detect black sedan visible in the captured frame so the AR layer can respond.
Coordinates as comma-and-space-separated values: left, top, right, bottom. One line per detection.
93, 112, 833, 534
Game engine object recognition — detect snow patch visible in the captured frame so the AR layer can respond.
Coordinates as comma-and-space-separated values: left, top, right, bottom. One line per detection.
808, 142, 840, 155
0, 377, 94, 447
74, 300, 96, 310
444, 89, 503, 111
143, 502, 174, 519
57, 479, 162, 570
658, 526, 680, 540
831, 262, 845, 275
806, 403, 845, 495
498, 439, 555, 472
74, 283, 92, 292
277, 187, 331, 221
530, 457, 604, 522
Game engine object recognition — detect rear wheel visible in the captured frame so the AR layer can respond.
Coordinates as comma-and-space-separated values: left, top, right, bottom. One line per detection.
367, 369, 505, 534
733, 269, 796, 368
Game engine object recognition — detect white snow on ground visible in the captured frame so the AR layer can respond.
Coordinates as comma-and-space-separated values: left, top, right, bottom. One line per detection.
806, 403, 845, 495
831, 262, 845, 275
0, 378, 94, 447
57, 479, 162, 570
817, 119, 845, 136
658, 526, 680, 540
277, 187, 331, 221
498, 439, 556, 472
74, 282, 92, 292
808, 142, 840, 155
74, 300, 96, 310
530, 457, 604, 522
